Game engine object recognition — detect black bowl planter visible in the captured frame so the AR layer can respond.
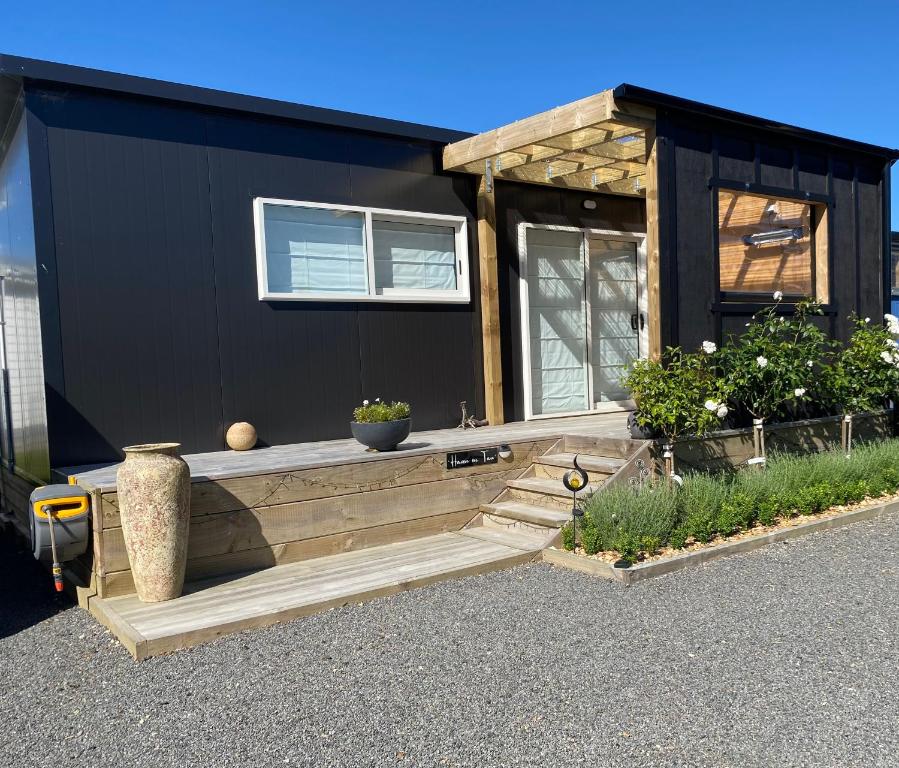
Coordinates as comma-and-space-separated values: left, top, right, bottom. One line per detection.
628, 412, 660, 440
350, 418, 412, 452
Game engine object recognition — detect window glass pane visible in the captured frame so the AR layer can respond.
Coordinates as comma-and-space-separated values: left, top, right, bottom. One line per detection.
718, 190, 813, 295
525, 228, 588, 415
263, 204, 367, 295
372, 219, 457, 292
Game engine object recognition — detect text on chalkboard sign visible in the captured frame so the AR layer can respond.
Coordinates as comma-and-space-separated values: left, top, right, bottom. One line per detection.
446, 447, 499, 469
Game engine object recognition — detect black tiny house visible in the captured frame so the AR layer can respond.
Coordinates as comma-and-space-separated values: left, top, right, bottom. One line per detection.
0, 54, 895, 482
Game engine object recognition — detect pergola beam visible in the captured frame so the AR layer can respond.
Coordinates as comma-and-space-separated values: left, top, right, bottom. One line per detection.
443, 90, 617, 171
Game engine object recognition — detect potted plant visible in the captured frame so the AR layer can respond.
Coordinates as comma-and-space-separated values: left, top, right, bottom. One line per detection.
350, 398, 412, 451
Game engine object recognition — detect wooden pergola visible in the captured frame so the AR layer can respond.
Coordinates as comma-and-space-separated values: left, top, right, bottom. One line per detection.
442, 89, 661, 426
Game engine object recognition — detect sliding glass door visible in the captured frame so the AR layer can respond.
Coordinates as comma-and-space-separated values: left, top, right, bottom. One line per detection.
525, 228, 589, 415
523, 226, 644, 418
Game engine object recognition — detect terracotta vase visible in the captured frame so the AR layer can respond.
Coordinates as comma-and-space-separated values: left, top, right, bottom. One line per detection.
116, 443, 191, 602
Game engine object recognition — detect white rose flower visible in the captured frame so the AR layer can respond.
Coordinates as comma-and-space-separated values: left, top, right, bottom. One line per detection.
716, 404, 729, 419
806, 360, 814, 368
375, 397, 381, 402
756, 356, 768, 368
794, 387, 806, 397
773, 290, 783, 301
865, 317, 871, 323
885, 313, 898, 323
881, 351, 894, 364
885, 314, 899, 335
363, 399, 369, 406
701, 340, 717, 354
704, 400, 719, 412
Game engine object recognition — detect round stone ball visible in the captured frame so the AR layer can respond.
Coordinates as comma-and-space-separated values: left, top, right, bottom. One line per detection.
226, 422, 257, 451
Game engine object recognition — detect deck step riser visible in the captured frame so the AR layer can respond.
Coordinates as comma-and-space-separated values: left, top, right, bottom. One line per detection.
533, 463, 614, 482
504, 487, 583, 512
562, 435, 637, 459
480, 513, 555, 537
534, 452, 626, 474
470, 518, 560, 549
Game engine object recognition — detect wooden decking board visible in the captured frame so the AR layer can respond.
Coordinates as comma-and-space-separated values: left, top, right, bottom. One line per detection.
135, 541, 509, 639
112, 535, 479, 626
480, 501, 571, 527
63, 412, 630, 491
457, 527, 554, 551
91, 531, 541, 657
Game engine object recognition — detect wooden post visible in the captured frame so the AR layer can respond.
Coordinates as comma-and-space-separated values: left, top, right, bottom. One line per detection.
477, 176, 504, 426
644, 123, 662, 362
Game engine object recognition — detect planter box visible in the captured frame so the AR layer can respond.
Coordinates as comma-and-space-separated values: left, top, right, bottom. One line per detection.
543, 496, 899, 585
656, 410, 894, 473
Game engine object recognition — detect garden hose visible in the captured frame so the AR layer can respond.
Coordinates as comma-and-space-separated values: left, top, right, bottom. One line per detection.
44, 505, 64, 592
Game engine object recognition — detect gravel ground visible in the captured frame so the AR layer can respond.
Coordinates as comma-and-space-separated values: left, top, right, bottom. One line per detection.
2, 516, 899, 768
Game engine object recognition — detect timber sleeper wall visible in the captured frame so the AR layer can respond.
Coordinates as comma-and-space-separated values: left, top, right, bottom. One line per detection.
666, 411, 894, 472
88, 438, 557, 598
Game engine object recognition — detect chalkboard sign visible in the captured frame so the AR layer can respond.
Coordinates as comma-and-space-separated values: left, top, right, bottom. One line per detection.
446, 447, 499, 470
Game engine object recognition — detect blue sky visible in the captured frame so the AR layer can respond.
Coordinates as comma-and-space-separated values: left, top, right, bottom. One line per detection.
3, 0, 898, 223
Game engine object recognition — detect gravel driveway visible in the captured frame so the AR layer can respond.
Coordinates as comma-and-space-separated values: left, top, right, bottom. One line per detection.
3, 515, 898, 768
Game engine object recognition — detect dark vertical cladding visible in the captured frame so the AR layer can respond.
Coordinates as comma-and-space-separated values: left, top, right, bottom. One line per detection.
493, 182, 645, 422
205, 114, 479, 445
654, 108, 892, 349
30, 86, 479, 465
29, 87, 224, 467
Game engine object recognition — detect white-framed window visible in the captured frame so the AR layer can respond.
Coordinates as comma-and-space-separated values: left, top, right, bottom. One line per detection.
253, 197, 470, 303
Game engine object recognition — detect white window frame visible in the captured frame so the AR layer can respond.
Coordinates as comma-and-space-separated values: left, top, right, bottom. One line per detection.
253, 197, 470, 303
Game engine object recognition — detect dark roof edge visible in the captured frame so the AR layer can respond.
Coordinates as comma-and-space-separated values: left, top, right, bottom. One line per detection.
614, 83, 899, 162
0, 53, 473, 145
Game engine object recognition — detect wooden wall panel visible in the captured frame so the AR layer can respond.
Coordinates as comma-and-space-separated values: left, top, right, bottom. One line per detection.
655, 110, 891, 350
672, 126, 716, 350
718, 191, 813, 295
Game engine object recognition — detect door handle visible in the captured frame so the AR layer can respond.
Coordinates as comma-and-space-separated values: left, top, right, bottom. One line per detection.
639, 313, 645, 330
630, 313, 639, 331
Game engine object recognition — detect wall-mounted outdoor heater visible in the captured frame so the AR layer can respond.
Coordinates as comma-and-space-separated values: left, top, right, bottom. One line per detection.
742, 226, 804, 246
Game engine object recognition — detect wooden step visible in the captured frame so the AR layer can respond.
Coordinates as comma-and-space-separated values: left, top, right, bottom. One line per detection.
505, 476, 600, 499
89, 532, 538, 660
480, 500, 571, 528
562, 434, 640, 459
535, 452, 624, 475
458, 526, 555, 550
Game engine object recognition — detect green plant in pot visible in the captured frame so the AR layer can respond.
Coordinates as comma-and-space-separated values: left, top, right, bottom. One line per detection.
351, 398, 412, 451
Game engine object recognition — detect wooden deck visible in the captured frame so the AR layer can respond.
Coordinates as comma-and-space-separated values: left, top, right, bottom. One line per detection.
59, 411, 631, 490
56, 412, 640, 657
91, 529, 544, 659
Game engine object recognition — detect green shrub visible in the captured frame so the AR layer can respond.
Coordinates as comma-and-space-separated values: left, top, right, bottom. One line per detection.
568, 439, 899, 557
579, 482, 679, 559
824, 315, 899, 415
716, 296, 830, 424
352, 399, 411, 423
625, 348, 727, 441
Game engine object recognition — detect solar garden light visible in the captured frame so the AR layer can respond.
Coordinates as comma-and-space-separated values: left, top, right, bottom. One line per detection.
562, 456, 589, 549
841, 413, 853, 458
